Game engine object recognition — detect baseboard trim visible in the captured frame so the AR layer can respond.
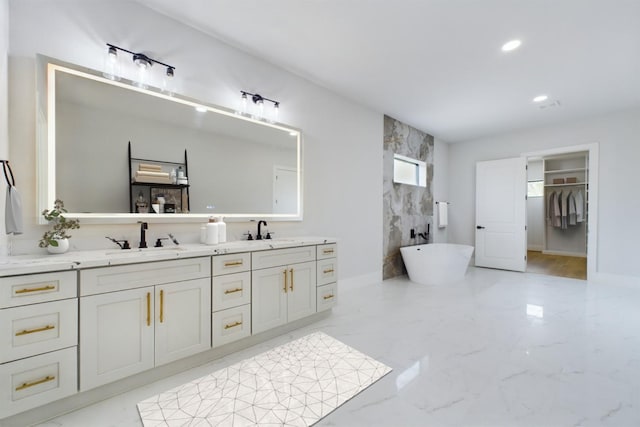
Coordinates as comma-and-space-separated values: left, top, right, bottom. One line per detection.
590, 272, 640, 286
542, 250, 587, 258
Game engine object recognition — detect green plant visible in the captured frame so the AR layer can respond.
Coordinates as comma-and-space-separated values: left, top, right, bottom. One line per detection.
38, 199, 80, 248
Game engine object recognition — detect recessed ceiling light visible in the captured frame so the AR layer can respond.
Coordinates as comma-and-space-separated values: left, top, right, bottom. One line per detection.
501, 39, 522, 52
533, 95, 548, 103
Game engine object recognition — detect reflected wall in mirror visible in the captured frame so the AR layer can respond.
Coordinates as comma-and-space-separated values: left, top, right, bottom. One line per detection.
36, 55, 302, 222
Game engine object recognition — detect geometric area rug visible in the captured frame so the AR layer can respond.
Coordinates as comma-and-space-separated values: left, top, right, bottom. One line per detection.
137, 332, 392, 426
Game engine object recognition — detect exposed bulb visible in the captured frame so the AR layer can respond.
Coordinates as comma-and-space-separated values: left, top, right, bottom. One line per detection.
103, 45, 120, 81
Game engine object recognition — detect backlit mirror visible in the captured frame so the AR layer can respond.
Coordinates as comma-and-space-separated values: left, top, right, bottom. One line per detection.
36, 55, 302, 222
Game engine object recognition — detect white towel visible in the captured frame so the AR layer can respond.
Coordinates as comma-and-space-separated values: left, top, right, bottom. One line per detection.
5, 185, 23, 235
438, 203, 448, 228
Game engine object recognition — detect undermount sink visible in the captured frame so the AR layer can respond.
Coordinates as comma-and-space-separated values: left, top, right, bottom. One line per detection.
104, 246, 186, 256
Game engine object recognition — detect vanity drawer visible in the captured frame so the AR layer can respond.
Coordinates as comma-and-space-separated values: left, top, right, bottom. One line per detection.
0, 271, 77, 309
212, 272, 251, 312
212, 253, 251, 276
0, 346, 77, 418
212, 304, 251, 348
317, 283, 337, 312
0, 299, 78, 364
80, 257, 211, 296
317, 258, 338, 286
252, 246, 316, 270
317, 244, 337, 260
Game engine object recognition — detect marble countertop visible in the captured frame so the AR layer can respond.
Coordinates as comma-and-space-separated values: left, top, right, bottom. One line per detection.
0, 237, 337, 277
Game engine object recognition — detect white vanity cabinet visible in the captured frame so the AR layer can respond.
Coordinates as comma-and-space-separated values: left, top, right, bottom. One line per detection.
79, 257, 211, 391
0, 271, 78, 418
316, 244, 338, 311
251, 247, 317, 334
212, 253, 252, 348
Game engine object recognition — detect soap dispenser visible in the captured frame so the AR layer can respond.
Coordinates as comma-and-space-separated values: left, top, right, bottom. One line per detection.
205, 217, 219, 245
218, 216, 227, 243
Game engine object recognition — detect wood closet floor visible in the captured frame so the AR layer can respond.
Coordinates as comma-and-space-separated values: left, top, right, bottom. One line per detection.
527, 250, 587, 280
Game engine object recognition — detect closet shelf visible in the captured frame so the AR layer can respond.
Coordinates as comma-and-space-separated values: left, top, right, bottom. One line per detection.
544, 167, 586, 174
545, 182, 586, 187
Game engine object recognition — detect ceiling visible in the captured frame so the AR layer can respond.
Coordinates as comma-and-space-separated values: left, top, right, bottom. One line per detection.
135, 0, 640, 142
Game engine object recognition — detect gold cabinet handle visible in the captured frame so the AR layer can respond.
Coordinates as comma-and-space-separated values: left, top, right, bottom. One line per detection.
160, 289, 164, 323
15, 285, 56, 294
16, 375, 55, 391
224, 287, 243, 294
224, 320, 243, 329
289, 268, 294, 291
322, 249, 334, 255
323, 294, 335, 300
323, 268, 334, 274
146, 292, 151, 326
224, 260, 243, 267
283, 269, 288, 293
15, 325, 55, 336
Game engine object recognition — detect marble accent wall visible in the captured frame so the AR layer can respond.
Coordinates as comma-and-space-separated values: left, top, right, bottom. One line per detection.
383, 115, 434, 279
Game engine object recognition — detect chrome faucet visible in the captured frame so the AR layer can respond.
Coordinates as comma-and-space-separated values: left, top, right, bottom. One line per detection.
138, 221, 148, 248
256, 220, 267, 240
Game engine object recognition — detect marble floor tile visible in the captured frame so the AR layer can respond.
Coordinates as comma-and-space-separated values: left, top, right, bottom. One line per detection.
34, 267, 640, 426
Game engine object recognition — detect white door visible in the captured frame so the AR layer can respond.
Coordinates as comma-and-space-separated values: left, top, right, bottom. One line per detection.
475, 157, 527, 271
273, 166, 297, 214
79, 287, 154, 391
252, 266, 288, 334
287, 261, 317, 322
155, 278, 211, 366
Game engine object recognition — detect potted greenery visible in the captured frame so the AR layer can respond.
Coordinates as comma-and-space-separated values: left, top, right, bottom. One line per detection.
38, 199, 80, 254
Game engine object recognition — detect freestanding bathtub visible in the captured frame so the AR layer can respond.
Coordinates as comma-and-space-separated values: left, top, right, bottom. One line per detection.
400, 243, 474, 285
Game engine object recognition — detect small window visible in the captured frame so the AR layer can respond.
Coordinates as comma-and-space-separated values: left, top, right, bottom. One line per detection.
527, 180, 544, 197
393, 154, 427, 187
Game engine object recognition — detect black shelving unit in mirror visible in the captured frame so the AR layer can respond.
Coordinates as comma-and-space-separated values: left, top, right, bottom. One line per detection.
128, 141, 190, 214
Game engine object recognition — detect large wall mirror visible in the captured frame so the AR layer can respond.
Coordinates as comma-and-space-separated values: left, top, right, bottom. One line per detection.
36, 55, 302, 223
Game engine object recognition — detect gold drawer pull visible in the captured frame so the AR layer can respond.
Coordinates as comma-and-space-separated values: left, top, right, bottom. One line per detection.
160, 290, 165, 323
224, 260, 243, 267
15, 325, 56, 336
16, 375, 56, 391
224, 288, 243, 294
323, 294, 335, 300
224, 320, 243, 329
15, 285, 56, 294
283, 269, 288, 293
146, 292, 151, 327
323, 268, 334, 274
322, 249, 334, 255
289, 268, 294, 291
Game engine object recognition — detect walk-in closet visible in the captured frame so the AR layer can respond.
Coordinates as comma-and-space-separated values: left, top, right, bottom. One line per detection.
527, 151, 588, 279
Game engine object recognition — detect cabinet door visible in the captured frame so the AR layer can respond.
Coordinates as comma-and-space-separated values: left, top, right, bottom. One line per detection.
80, 287, 154, 391
287, 261, 317, 322
155, 278, 211, 366
252, 266, 288, 334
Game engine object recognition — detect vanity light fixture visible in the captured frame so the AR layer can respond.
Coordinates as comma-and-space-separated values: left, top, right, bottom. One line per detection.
104, 44, 175, 91
240, 90, 280, 122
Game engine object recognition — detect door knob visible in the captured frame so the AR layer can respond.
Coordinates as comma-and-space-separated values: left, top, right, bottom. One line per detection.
476, 225, 485, 229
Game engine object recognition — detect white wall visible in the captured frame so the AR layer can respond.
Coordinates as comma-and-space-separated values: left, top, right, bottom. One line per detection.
8, 0, 383, 282
527, 160, 543, 250
432, 138, 449, 243
448, 108, 640, 278
0, 0, 8, 255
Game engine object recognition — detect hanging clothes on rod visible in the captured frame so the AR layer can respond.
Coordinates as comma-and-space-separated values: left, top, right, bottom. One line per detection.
2, 160, 23, 235
547, 187, 584, 230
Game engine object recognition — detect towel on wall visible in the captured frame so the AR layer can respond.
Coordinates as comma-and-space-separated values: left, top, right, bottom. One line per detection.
3, 162, 23, 235
437, 202, 448, 228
